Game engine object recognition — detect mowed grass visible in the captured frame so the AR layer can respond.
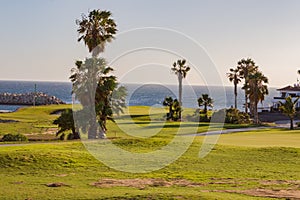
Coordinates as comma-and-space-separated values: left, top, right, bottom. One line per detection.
0, 105, 300, 199
0, 105, 72, 136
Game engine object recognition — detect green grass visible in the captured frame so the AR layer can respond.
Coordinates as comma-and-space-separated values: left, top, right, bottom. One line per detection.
217, 128, 300, 148
0, 104, 71, 136
0, 105, 300, 199
1, 142, 293, 200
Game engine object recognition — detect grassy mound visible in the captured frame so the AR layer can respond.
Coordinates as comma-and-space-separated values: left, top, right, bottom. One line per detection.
0, 105, 300, 199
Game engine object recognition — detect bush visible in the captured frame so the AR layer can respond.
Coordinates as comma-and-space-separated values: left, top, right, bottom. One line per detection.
212, 108, 250, 124
225, 108, 250, 124
2, 133, 28, 142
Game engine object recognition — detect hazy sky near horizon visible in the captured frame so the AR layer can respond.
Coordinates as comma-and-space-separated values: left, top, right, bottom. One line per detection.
1, 0, 300, 87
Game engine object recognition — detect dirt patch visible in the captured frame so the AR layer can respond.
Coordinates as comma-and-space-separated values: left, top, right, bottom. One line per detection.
55, 174, 68, 177
92, 178, 204, 189
93, 178, 300, 199
261, 179, 300, 186
220, 188, 300, 199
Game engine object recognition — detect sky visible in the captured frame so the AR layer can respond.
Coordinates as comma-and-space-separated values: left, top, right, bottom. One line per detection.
1, 0, 300, 87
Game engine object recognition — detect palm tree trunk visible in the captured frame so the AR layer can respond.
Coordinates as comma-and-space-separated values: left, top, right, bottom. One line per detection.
88, 120, 97, 139
99, 127, 107, 138
245, 94, 248, 114
86, 76, 97, 139
178, 74, 183, 120
72, 127, 80, 139
234, 83, 237, 109
290, 118, 294, 130
254, 102, 258, 124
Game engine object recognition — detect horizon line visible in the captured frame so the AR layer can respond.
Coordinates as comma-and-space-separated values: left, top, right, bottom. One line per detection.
0, 79, 285, 88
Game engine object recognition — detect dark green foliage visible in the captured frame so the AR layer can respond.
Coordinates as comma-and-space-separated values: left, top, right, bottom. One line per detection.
76, 10, 117, 57
199, 113, 211, 122
53, 109, 80, 140
198, 94, 213, 121
2, 133, 28, 142
279, 96, 299, 130
213, 108, 250, 124
162, 97, 181, 121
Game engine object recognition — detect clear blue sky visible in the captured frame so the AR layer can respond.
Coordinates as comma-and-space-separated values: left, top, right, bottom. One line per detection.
1, 0, 300, 87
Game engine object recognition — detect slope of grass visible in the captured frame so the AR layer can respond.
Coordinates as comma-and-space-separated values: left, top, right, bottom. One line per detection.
0, 105, 300, 199
1, 141, 295, 199
0, 105, 71, 135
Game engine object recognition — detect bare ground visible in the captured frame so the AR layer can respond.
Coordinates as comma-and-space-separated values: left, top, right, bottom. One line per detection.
92, 178, 300, 199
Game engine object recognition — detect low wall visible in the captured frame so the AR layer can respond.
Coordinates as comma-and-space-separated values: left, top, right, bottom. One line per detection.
0, 92, 65, 105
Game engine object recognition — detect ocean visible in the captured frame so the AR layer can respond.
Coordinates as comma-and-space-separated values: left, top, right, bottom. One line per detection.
0, 80, 278, 112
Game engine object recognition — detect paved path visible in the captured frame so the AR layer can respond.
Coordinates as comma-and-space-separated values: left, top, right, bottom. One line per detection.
191, 120, 299, 136
273, 120, 300, 128
190, 126, 272, 136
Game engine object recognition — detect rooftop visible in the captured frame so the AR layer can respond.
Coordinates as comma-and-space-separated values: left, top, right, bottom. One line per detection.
277, 85, 300, 91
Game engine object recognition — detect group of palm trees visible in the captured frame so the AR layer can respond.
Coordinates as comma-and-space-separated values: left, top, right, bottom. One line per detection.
163, 59, 213, 121
166, 57, 269, 124
227, 58, 269, 124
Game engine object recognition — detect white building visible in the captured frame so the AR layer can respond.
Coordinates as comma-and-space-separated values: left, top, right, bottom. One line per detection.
272, 85, 300, 111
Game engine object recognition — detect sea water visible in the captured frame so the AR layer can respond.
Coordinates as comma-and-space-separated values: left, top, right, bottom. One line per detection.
0, 80, 278, 112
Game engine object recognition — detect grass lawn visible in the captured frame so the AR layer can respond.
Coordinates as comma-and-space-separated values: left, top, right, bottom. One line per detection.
0, 105, 72, 139
0, 105, 300, 199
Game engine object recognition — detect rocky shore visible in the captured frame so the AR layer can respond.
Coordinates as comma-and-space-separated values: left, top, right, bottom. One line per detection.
0, 92, 65, 105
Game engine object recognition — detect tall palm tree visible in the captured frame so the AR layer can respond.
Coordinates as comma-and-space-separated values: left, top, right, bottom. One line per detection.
237, 58, 258, 113
71, 10, 125, 139
280, 96, 299, 130
247, 71, 268, 124
172, 59, 190, 119
198, 94, 213, 119
76, 10, 117, 57
227, 67, 241, 109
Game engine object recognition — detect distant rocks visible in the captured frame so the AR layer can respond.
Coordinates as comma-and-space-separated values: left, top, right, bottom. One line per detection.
0, 92, 65, 105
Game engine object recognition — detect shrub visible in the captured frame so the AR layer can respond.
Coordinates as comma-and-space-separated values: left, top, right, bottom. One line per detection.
212, 108, 250, 124
53, 109, 80, 140
225, 108, 250, 124
2, 133, 28, 142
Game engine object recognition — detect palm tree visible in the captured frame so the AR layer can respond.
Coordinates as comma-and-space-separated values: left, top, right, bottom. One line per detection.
227, 67, 241, 109
163, 96, 174, 120
280, 96, 299, 130
70, 57, 126, 139
172, 99, 182, 121
53, 109, 80, 140
237, 58, 258, 113
172, 59, 190, 120
76, 10, 117, 57
247, 71, 268, 124
70, 58, 105, 139
71, 10, 125, 139
198, 94, 213, 119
